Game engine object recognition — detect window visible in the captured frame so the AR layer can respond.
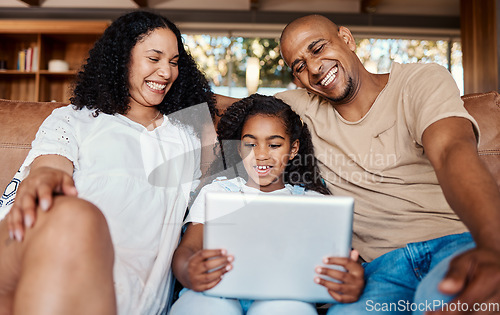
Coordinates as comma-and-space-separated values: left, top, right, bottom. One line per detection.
183, 35, 289, 98
182, 33, 463, 97
355, 37, 463, 94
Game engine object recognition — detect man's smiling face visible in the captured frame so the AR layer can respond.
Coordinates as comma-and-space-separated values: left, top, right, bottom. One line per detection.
280, 16, 359, 104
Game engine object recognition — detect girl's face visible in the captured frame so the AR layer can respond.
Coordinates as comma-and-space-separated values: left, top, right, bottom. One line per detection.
127, 27, 179, 110
239, 114, 299, 192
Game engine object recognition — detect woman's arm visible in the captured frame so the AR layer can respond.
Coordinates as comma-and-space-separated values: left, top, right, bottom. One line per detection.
7, 154, 76, 241
172, 223, 233, 291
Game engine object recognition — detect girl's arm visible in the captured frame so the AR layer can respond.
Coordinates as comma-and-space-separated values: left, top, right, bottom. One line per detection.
314, 249, 365, 303
172, 223, 234, 292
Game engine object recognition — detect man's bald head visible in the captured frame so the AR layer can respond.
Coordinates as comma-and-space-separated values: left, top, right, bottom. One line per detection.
278, 14, 361, 104
280, 15, 339, 66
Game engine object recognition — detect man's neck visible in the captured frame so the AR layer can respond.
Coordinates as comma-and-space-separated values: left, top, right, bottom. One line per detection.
332, 73, 389, 122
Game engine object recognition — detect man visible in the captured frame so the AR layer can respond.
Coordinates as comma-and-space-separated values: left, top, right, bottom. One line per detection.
275, 15, 500, 314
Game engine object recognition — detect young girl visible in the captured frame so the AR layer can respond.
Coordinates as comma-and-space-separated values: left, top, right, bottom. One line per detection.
170, 94, 364, 315
0, 11, 218, 315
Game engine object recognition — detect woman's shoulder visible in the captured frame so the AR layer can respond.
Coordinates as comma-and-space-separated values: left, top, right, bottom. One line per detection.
42, 106, 121, 144
48, 104, 99, 123
38, 105, 97, 134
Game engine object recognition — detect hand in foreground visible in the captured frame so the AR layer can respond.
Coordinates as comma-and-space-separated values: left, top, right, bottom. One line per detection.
429, 247, 500, 314
315, 249, 364, 303
183, 249, 233, 292
7, 166, 77, 242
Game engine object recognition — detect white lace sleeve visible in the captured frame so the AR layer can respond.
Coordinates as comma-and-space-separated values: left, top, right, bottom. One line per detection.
0, 105, 82, 220
19, 105, 81, 179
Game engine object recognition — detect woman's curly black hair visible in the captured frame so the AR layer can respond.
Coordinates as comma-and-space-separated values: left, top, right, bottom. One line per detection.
70, 10, 216, 129
213, 94, 330, 195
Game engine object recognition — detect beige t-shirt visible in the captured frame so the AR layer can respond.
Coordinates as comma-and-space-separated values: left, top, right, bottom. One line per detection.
276, 62, 479, 261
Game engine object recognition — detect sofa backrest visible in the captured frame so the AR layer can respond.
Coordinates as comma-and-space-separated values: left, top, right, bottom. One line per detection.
462, 91, 500, 189
1, 92, 499, 194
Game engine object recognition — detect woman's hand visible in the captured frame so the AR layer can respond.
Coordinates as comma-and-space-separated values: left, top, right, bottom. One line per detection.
7, 156, 76, 242
182, 249, 234, 292
314, 249, 365, 303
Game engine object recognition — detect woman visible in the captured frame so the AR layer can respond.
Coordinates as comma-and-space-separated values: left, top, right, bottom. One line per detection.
0, 11, 216, 315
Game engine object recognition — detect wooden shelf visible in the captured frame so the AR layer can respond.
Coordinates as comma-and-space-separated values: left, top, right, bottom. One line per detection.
39, 70, 78, 75
0, 20, 109, 102
0, 70, 37, 75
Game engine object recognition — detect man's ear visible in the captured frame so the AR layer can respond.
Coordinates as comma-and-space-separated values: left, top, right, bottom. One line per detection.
290, 139, 300, 160
338, 26, 356, 52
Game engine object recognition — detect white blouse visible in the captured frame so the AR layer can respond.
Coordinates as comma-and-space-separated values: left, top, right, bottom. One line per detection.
1, 105, 201, 314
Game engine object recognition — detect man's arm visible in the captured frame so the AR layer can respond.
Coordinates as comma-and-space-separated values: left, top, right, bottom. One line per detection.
423, 117, 500, 250
214, 94, 239, 123
200, 94, 240, 177
422, 116, 500, 313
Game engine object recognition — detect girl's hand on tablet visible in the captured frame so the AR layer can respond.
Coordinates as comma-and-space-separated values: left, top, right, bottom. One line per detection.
314, 249, 365, 303
185, 249, 234, 292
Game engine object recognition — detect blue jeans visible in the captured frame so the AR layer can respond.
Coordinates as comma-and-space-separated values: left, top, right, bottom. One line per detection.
169, 289, 318, 315
327, 232, 475, 314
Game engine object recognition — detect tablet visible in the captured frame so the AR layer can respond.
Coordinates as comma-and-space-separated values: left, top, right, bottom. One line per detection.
203, 192, 354, 303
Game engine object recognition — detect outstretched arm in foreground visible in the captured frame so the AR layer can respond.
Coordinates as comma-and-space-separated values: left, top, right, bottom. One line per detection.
422, 117, 500, 314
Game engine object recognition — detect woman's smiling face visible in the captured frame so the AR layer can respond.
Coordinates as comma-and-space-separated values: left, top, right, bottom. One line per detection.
127, 27, 179, 109
239, 114, 299, 192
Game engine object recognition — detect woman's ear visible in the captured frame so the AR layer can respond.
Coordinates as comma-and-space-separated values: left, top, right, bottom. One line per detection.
289, 139, 300, 160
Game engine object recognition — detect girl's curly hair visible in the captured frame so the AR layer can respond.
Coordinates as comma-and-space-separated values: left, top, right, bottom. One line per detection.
214, 94, 330, 195
70, 10, 216, 129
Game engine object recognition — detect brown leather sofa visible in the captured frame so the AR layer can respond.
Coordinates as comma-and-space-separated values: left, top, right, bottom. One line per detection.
1, 92, 500, 196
